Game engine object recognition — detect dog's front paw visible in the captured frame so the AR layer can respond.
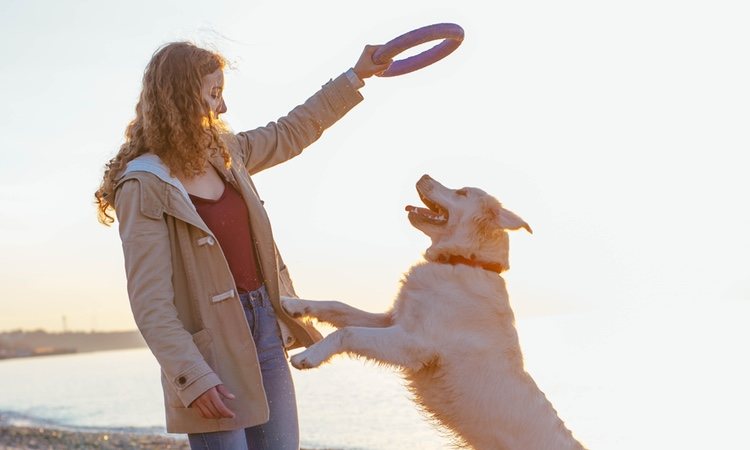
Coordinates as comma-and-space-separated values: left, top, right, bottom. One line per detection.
281, 296, 309, 318
290, 351, 320, 370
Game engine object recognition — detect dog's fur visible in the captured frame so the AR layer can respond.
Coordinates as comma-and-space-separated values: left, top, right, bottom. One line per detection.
283, 175, 586, 450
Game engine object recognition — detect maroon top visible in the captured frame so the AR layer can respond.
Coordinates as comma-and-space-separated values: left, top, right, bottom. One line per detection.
189, 180, 263, 293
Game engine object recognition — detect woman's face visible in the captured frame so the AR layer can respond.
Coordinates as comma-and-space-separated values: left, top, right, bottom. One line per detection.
201, 69, 227, 117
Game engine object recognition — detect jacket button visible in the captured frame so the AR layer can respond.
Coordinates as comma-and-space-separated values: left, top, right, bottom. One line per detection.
178, 376, 186, 385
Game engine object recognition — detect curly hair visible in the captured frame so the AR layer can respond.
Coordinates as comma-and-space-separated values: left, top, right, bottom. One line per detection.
95, 42, 231, 225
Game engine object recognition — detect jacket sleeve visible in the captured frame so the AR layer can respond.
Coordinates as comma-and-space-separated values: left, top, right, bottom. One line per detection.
115, 179, 223, 407
235, 72, 364, 175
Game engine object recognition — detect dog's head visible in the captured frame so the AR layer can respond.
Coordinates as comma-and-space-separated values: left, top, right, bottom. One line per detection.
406, 175, 532, 272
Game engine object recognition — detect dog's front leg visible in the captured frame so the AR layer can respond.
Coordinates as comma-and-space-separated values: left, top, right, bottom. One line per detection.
290, 326, 433, 372
281, 296, 391, 328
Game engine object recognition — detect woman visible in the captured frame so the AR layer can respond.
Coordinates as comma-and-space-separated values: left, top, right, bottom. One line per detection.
95, 41, 390, 449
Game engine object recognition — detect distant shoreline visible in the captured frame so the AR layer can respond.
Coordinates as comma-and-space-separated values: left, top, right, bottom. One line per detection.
0, 348, 77, 361
0, 330, 145, 360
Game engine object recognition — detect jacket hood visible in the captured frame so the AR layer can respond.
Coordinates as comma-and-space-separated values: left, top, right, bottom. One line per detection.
122, 154, 193, 208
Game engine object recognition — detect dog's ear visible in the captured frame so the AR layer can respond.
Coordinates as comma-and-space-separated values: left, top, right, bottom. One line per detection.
476, 198, 532, 238
497, 205, 532, 234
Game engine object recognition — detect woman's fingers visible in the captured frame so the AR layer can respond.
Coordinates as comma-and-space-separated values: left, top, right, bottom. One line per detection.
367, 45, 392, 68
207, 386, 235, 418
190, 392, 210, 418
202, 395, 222, 419
216, 384, 236, 400
195, 401, 211, 419
190, 385, 235, 419
354, 44, 392, 79
212, 396, 236, 418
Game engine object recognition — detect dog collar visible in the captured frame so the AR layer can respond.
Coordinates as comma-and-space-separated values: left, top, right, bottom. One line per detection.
436, 254, 505, 274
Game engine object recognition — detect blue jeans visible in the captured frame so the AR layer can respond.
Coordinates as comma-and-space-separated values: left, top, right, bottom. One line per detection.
188, 285, 299, 450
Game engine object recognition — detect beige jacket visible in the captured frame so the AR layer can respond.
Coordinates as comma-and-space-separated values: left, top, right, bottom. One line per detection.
114, 72, 363, 433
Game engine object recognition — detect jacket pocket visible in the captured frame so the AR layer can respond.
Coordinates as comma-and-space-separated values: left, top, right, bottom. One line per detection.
191, 328, 215, 368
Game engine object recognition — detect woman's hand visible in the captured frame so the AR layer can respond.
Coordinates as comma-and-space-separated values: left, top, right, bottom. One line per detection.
353, 44, 392, 79
189, 384, 236, 419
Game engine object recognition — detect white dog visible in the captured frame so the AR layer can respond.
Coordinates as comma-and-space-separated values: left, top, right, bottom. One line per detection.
283, 175, 586, 450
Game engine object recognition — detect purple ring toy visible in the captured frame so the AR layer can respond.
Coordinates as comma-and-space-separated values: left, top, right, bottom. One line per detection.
373, 23, 464, 77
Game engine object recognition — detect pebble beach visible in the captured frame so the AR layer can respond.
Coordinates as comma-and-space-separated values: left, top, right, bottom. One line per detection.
0, 424, 327, 450
0, 424, 189, 450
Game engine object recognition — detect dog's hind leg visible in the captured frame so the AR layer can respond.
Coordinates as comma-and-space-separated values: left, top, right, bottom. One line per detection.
281, 296, 391, 328
290, 326, 433, 371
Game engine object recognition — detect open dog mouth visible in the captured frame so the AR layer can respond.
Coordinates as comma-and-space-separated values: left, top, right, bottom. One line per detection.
405, 190, 449, 225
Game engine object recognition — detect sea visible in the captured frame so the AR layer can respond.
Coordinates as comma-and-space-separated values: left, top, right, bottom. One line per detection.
1, 301, 749, 450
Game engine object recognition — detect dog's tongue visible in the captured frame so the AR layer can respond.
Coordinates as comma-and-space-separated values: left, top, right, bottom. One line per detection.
405, 205, 445, 221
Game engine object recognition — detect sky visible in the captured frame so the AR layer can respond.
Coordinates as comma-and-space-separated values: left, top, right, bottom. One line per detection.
1, 0, 748, 332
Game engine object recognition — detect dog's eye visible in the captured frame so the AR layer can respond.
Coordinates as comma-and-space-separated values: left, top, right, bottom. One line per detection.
456, 189, 469, 197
